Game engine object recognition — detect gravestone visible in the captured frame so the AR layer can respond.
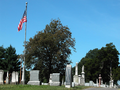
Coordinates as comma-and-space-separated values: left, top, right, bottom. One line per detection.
42, 83, 48, 85
11, 71, 16, 84
80, 65, 85, 85
78, 75, 81, 85
85, 83, 89, 86
89, 81, 94, 86
72, 82, 75, 87
96, 79, 98, 87
15, 72, 18, 84
0, 70, 4, 84
73, 62, 79, 86
49, 74, 52, 84
6, 71, 9, 84
50, 73, 60, 86
65, 64, 72, 88
27, 70, 40, 85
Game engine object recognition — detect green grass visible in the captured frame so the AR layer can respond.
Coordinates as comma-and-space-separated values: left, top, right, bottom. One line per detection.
0, 84, 91, 90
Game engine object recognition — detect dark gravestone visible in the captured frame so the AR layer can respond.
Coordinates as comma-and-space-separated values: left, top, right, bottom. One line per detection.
65, 65, 72, 88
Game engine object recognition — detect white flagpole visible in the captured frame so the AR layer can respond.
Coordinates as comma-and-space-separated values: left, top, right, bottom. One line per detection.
23, 2, 27, 85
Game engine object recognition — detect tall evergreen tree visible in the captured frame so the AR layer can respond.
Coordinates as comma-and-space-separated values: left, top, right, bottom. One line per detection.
0, 45, 20, 73
0, 46, 6, 69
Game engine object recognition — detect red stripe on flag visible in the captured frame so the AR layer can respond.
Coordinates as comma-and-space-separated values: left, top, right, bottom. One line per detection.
18, 10, 27, 32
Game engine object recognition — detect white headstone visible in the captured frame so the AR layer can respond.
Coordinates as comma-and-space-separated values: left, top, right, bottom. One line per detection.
6, 71, 9, 84
50, 73, 60, 86
27, 70, 40, 85
0, 70, 4, 84
89, 81, 94, 86
81, 65, 85, 85
78, 75, 81, 84
11, 71, 16, 84
15, 72, 18, 83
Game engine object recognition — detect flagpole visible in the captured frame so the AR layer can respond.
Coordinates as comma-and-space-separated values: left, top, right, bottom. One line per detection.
23, 2, 27, 85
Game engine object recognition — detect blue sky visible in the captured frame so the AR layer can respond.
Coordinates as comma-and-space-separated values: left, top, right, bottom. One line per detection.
0, 0, 120, 69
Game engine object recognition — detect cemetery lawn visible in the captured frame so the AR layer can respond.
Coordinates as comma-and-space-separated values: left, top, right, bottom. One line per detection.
0, 85, 91, 90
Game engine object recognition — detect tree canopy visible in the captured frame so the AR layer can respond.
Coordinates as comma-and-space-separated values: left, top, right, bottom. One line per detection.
25, 19, 75, 82
73, 43, 120, 84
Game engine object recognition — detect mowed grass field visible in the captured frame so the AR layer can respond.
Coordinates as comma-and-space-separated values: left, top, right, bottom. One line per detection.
0, 84, 91, 90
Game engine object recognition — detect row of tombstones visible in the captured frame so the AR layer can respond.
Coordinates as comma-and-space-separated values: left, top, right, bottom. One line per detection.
85, 80, 118, 88
0, 70, 20, 84
0, 64, 83, 88
27, 64, 85, 88
27, 65, 74, 88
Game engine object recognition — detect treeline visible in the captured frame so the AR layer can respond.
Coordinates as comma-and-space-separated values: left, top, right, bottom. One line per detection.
0, 45, 20, 73
72, 43, 120, 84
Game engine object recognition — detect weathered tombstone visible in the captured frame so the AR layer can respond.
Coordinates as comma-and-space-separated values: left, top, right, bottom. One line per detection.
72, 82, 75, 87
78, 75, 81, 85
0, 70, 4, 84
42, 83, 48, 85
85, 83, 89, 86
96, 79, 98, 87
73, 62, 79, 86
89, 81, 94, 86
64, 82, 66, 85
15, 72, 18, 84
50, 73, 60, 86
101, 79, 103, 85
81, 65, 85, 85
49, 74, 52, 84
111, 80, 114, 87
11, 71, 16, 84
6, 71, 9, 84
65, 64, 72, 88
114, 84, 117, 88
27, 70, 40, 85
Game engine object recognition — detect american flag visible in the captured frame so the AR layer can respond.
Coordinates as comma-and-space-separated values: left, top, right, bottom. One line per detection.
18, 10, 27, 31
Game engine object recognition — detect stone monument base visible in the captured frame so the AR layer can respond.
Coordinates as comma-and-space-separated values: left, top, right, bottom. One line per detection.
65, 85, 71, 88
50, 82, 60, 86
27, 81, 40, 85
10, 82, 16, 85
80, 77, 85, 85
0, 82, 3, 84
73, 75, 79, 86
6, 77, 9, 84
20, 81, 24, 84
